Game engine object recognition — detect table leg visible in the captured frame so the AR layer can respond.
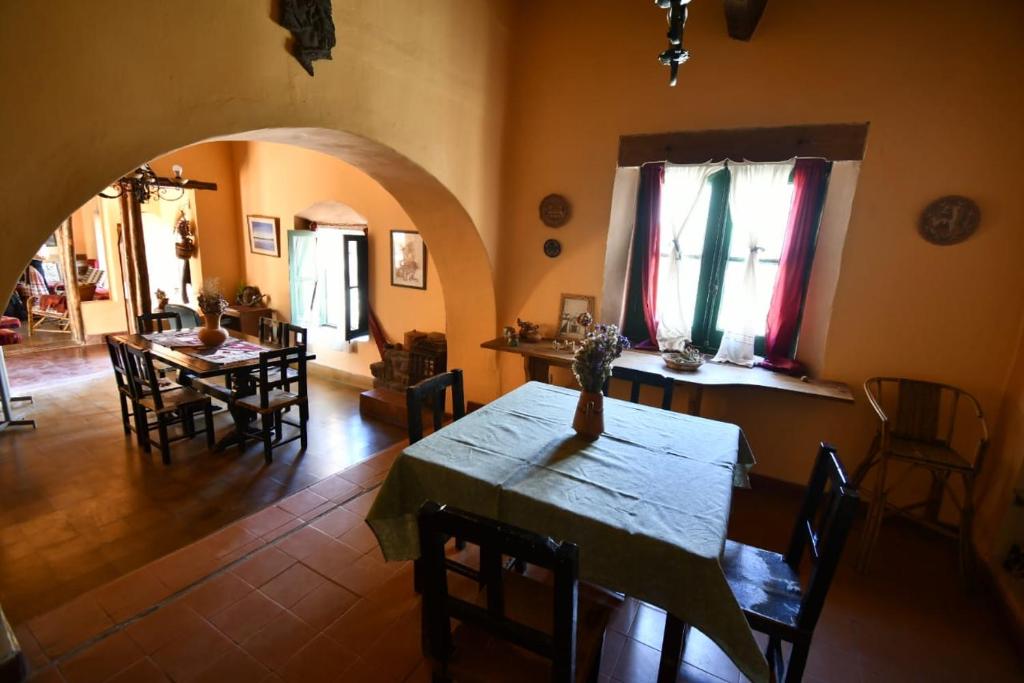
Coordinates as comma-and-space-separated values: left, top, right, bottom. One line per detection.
213, 370, 256, 450
524, 356, 551, 383
0, 346, 35, 430
687, 385, 704, 416
658, 613, 689, 683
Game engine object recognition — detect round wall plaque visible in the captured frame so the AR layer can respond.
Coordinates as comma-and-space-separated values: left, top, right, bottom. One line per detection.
543, 238, 562, 258
539, 194, 571, 228
918, 195, 980, 246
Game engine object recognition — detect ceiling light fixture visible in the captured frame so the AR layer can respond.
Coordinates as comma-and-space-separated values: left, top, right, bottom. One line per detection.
656, 0, 691, 86
98, 163, 189, 204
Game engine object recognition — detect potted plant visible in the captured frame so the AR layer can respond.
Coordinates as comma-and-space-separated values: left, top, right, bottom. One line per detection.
570, 313, 629, 440
196, 278, 229, 347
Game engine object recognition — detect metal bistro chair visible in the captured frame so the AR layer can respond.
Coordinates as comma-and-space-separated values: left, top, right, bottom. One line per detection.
406, 369, 466, 444
418, 501, 623, 683
853, 377, 988, 576
602, 366, 675, 410
660, 444, 858, 683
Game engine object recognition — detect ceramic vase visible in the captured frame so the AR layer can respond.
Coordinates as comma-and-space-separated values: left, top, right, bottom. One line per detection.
572, 390, 604, 441
198, 312, 228, 347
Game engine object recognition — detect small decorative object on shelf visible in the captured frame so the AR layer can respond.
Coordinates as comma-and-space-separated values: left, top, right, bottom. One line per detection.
516, 318, 543, 343
539, 194, 571, 227
662, 343, 704, 371
503, 325, 519, 347
197, 279, 229, 347
543, 238, 562, 258
918, 195, 980, 246
235, 284, 269, 307
154, 289, 170, 312
571, 318, 630, 441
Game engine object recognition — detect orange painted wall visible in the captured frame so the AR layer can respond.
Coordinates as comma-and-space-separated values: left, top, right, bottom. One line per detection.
231, 141, 446, 379
497, 0, 1024, 544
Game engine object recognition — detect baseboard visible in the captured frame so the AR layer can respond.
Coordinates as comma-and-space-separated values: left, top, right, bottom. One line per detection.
308, 362, 374, 390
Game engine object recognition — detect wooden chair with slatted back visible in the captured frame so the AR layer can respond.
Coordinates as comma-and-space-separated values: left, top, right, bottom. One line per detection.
418, 501, 623, 683
406, 369, 466, 444
602, 366, 675, 410
136, 311, 183, 333
853, 377, 988, 577
105, 336, 136, 437
232, 346, 308, 463
122, 345, 214, 464
660, 443, 859, 683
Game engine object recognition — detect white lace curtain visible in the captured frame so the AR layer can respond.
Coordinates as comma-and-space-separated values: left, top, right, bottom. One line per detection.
656, 162, 724, 351
712, 159, 796, 367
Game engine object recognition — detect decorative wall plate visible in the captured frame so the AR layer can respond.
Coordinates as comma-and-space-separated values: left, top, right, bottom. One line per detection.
918, 195, 980, 246
539, 194, 571, 228
543, 239, 562, 258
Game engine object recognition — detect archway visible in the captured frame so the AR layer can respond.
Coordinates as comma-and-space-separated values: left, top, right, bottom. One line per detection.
2, 127, 498, 401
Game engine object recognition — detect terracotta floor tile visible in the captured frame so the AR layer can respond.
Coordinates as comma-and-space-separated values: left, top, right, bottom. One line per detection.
288, 581, 359, 632
149, 546, 221, 594
274, 527, 338, 562
340, 489, 378, 517
236, 507, 297, 538
279, 634, 357, 683
149, 619, 234, 683
308, 474, 361, 502
308, 507, 362, 538
681, 630, 740, 683
298, 501, 337, 522
105, 658, 170, 683
59, 632, 143, 683
337, 522, 380, 554
356, 605, 423, 682
326, 549, 398, 597
259, 518, 305, 544
210, 592, 284, 644
188, 645, 269, 683
182, 572, 255, 618
230, 547, 295, 588
27, 594, 114, 658
276, 490, 328, 518
259, 563, 325, 608
24, 667, 66, 683
628, 603, 666, 650
613, 638, 661, 682
14, 623, 48, 671
299, 541, 363, 587
91, 568, 173, 623
124, 603, 208, 655
323, 596, 416, 655
240, 611, 316, 672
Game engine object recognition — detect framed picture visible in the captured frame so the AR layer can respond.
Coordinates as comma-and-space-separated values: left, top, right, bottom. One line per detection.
391, 230, 427, 289
557, 293, 595, 340
44, 233, 58, 248
247, 215, 281, 257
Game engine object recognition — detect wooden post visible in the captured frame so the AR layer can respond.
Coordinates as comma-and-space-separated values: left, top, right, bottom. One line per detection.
119, 190, 152, 331
55, 219, 85, 343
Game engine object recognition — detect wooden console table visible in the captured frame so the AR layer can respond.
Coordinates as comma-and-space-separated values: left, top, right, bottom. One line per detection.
482, 338, 853, 415
222, 305, 273, 336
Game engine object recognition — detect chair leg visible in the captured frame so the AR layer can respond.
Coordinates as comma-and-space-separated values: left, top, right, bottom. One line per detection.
156, 413, 172, 465
857, 455, 890, 572
118, 393, 131, 435
261, 412, 274, 464
204, 402, 215, 449
784, 638, 811, 683
851, 433, 880, 488
135, 407, 150, 452
183, 408, 196, 437
274, 411, 283, 441
657, 614, 688, 683
960, 472, 977, 582
299, 401, 308, 449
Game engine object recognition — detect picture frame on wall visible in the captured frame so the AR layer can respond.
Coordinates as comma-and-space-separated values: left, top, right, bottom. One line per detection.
557, 293, 596, 340
247, 215, 281, 257
390, 230, 427, 290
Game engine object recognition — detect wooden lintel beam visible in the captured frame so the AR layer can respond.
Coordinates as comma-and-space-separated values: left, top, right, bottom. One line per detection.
152, 177, 218, 192
724, 0, 768, 41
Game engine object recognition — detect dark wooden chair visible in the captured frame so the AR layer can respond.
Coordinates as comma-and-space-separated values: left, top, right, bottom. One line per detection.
136, 311, 183, 332
163, 304, 201, 328
659, 443, 858, 683
1, 603, 26, 683
602, 366, 674, 410
406, 369, 466, 444
853, 377, 988, 577
105, 336, 137, 436
232, 346, 308, 463
123, 345, 214, 465
418, 501, 622, 683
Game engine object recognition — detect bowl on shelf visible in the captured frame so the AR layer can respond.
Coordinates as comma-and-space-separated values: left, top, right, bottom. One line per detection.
662, 351, 704, 372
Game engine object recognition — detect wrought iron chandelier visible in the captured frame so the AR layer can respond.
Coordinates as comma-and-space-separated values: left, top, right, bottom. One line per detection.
98, 163, 189, 204
655, 0, 691, 86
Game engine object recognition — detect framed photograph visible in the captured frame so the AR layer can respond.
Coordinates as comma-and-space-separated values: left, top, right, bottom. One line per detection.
557, 293, 596, 340
44, 234, 58, 248
391, 230, 427, 289
247, 215, 281, 257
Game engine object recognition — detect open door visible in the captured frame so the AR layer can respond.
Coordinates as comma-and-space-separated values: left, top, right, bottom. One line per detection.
288, 230, 318, 329
343, 233, 369, 340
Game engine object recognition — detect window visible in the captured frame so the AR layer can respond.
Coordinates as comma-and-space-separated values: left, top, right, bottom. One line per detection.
659, 165, 795, 354
289, 226, 368, 347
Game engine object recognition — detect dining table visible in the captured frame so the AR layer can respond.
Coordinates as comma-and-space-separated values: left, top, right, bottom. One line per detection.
367, 381, 769, 683
114, 327, 315, 450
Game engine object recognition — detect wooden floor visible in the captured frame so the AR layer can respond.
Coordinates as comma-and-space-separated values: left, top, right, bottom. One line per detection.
0, 343, 405, 624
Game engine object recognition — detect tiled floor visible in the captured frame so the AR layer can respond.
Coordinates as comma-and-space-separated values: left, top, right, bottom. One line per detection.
5, 324, 81, 356
12, 455, 1023, 683
0, 343, 405, 623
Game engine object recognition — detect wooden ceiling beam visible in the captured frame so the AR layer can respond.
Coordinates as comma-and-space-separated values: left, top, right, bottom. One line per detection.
724, 0, 769, 41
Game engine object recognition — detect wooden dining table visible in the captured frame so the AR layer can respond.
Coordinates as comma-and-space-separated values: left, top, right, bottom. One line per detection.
367, 381, 770, 683
114, 328, 315, 449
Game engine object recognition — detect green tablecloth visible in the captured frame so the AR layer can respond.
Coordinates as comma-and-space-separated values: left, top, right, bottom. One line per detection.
367, 381, 767, 683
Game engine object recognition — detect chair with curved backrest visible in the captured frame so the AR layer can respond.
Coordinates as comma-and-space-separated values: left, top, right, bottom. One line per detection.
853, 377, 988, 576
137, 311, 183, 333
602, 366, 675, 410
660, 444, 859, 683
163, 304, 201, 328
406, 370, 466, 444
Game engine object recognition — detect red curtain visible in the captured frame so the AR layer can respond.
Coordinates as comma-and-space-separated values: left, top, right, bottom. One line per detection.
760, 159, 829, 374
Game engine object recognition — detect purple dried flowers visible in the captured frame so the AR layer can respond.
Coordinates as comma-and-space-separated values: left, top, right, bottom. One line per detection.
571, 323, 630, 393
